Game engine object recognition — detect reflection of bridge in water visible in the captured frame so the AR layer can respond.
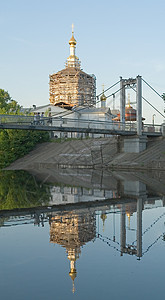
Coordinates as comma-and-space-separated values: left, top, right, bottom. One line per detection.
1, 197, 165, 292
1, 195, 165, 292
1, 171, 165, 292
1, 174, 165, 256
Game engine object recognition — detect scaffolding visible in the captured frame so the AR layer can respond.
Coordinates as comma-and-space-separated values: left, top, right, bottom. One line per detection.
49, 26, 96, 108
49, 67, 96, 108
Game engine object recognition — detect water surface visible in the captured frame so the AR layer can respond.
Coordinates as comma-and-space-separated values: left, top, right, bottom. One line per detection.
0, 169, 164, 299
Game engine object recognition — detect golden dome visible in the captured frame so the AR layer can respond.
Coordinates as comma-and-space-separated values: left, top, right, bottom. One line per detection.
69, 35, 77, 45
100, 93, 106, 101
100, 85, 106, 102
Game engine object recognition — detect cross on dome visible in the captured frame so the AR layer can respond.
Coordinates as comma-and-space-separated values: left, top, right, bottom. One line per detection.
66, 24, 81, 68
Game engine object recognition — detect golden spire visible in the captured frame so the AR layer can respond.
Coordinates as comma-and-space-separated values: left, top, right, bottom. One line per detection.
69, 23, 77, 46
66, 24, 80, 68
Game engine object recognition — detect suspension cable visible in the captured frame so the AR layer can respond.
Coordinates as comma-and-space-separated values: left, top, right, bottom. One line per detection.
49, 77, 164, 119
96, 80, 120, 97
106, 87, 123, 100
142, 78, 164, 100
51, 104, 95, 119
130, 86, 165, 119
96, 86, 123, 104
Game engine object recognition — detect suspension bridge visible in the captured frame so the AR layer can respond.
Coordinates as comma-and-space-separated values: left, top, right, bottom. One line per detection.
0, 114, 162, 136
0, 76, 164, 138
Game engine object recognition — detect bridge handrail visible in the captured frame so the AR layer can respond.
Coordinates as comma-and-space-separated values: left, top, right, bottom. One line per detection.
0, 114, 135, 128
0, 114, 162, 134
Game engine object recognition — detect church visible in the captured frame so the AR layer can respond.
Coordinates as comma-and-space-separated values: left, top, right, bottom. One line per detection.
49, 25, 96, 109
32, 26, 116, 138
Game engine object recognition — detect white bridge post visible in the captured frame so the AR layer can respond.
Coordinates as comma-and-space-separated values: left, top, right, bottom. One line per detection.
136, 75, 142, 136
120, 77, 125, 130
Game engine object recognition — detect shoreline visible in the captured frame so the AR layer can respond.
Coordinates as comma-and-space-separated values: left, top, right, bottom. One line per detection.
5, 136, 165, 171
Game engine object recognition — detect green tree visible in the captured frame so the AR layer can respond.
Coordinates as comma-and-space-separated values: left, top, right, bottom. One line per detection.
0, 89, 21, 113
0, 88, 50, 168
0, 129, 50, 168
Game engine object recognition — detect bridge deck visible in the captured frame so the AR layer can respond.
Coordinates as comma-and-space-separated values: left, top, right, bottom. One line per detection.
0, 114, 162, 137
0, 123, 162, 137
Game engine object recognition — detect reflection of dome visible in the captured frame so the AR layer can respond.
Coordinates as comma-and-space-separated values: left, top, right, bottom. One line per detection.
69, 261, 77, 294
49, 211, 96, 293
69, 268, 77, 293
101, 213, 107, 232
69, 269, 77, 281
67, 248, 79, 294
126, 212, 131, 228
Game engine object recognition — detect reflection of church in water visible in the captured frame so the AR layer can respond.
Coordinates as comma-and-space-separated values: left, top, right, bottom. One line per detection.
48, 201, 143, 293
49, 211, 96, 293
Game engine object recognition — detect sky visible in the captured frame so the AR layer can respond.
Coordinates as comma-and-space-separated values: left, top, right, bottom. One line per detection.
0, 0, 165, 124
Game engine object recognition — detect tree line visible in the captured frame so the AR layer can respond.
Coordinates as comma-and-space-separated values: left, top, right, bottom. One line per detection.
0, 89, 50, 168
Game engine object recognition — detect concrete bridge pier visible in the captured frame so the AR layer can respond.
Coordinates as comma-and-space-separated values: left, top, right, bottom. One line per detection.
162, 123, 165, 137
123, 136, 147, 153
120, 75, 147, 153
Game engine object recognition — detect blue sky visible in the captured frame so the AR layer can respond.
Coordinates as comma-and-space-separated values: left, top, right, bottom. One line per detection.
0, 0, 165, 123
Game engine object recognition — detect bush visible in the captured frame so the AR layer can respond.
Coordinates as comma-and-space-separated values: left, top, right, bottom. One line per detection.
0, 129, 50, 168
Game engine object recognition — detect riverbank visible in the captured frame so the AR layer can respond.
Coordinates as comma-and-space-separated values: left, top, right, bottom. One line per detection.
5, 136, 165, 171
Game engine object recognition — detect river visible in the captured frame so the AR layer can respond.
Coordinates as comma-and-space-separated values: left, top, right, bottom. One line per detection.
0, 168, 164, 299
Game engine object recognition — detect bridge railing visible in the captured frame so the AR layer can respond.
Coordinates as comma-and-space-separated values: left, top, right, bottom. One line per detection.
0, 114, 135, 131
0, 114, 162, 134
55, 117, 126, 131
0, 114, 34, 125
51, 117, 140, 132
143, 123, 162, 133
0, 114, 53, 126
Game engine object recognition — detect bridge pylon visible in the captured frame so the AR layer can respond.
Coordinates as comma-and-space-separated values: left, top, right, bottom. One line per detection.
120, 75, 142, 135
